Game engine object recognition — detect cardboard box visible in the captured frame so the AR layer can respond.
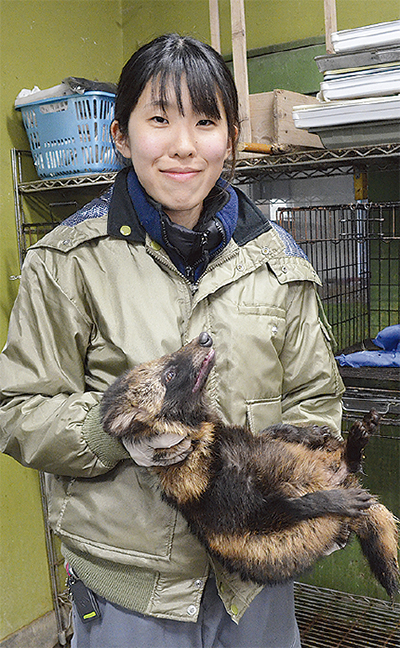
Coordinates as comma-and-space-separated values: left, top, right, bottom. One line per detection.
249, 89, 324, 148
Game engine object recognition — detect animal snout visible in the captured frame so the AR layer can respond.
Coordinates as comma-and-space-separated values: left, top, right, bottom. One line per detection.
198, 332, 213, 348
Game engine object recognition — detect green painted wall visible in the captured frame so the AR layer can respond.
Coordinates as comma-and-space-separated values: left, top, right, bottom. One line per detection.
369, 169, 400, 202
0, 0, 123, 640
120, 0, 400, 95
1, 0, 399, 641
120, 0, 400, 57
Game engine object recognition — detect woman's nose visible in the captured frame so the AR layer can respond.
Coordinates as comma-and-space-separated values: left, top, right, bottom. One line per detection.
169, 124, 197, 158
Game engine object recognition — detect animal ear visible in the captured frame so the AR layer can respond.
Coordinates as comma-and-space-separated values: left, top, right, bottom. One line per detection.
101, 371, 154, 438
102, 403, 150, 439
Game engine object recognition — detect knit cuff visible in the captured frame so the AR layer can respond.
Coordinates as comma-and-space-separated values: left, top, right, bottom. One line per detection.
82, 403, 130, 468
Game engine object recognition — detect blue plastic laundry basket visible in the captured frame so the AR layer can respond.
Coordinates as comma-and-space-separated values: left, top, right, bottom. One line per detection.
17, 92, 123, 178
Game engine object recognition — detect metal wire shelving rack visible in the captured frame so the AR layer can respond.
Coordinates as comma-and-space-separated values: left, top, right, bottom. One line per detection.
234, 142, 400, 182
294, 582, 400, 648
12, 143, 400, 264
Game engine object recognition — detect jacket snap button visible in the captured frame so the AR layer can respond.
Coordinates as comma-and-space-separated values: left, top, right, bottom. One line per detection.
61, 239, 71, 246
237, 264, 244, 271
281, 266, 288, 273
120, 225, 131, 236
262, 246, 270, 255
194, 579, 202, 589
187, 605, 197, 616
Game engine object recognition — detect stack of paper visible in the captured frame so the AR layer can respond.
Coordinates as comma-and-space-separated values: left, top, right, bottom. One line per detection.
318, 22, 400, 102
292, 20, 400, 148
330, 20, 400, 54
320, 65, 400, 102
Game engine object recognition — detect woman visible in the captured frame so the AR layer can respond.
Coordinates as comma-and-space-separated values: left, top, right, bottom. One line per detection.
0, 34, 344, 647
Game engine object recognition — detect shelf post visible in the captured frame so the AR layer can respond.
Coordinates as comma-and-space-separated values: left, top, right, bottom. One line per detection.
230, 0, 252, 143
324, 0, 337, 54
209, 0, 221, 53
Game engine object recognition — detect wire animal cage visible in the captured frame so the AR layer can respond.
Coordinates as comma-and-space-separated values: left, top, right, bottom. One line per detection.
275, 199, 400, 435
275, 201, 400, 354
277, 202, 400, 648
294, 583, 400, 648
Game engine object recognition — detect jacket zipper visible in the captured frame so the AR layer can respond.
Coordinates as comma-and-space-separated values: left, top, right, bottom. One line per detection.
146, 245, 196, 293
147, 240, 242, 297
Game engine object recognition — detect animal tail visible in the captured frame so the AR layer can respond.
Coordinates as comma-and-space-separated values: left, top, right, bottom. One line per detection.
351, 502, 399, 599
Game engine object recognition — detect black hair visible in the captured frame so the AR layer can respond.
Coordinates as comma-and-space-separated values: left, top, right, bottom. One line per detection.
114, 33, 240, 172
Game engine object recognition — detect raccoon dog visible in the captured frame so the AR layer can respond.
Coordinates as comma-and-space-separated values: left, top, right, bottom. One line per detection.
101, 333, 399, 598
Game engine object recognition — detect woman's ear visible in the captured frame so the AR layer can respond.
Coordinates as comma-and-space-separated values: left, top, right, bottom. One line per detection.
111, 120, 131, 158
225, 125, 239, 161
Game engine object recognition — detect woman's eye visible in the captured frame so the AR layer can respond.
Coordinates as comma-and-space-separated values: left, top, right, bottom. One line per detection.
197, 119, 215, 127
164, 369, 176, 383
151, 115, 168, 124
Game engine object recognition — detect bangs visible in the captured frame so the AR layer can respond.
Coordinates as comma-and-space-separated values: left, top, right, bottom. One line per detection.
151, 57, 222, 121
115, 34, 239, 174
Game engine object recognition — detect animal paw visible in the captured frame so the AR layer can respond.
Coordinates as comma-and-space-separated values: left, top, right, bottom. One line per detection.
348, 420, 370, 448
345, 410, 380, 473
362, 408, 381, 435
337, 488, 374, 517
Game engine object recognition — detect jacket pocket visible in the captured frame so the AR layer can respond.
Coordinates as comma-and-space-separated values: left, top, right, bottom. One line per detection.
237, 305, 285, 318
47, 465, 180, 564
246, 397, 282, 434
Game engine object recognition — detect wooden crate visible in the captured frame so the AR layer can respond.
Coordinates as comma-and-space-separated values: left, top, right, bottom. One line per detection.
249, 90, 324, 148
213, 1, 327, 151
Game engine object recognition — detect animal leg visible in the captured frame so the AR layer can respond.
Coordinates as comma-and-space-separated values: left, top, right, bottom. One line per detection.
260, 423, 338, 450
345, 409, 380, 473
255, 488, 373, 530
351, 502, 399, 599
287, 488, 374, 519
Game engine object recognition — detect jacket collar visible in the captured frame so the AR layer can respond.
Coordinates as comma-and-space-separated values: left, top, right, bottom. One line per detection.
107, 167, 272, 249
107, 168, 146, 243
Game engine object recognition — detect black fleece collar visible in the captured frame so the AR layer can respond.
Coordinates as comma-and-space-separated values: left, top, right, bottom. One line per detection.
107, 167, 271, 248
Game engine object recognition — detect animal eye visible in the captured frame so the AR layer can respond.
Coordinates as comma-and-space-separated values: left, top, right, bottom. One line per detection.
164, 369, 176, 383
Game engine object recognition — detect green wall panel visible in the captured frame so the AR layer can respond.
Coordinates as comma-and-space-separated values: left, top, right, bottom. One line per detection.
121, 0, 400, 57
0, 0, 123, 641
0, 461, 52, 639
247, 42, 325, 95
224, 39, 326, 95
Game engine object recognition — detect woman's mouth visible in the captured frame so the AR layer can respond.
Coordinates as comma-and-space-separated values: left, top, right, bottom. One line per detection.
161, 168, 201, 181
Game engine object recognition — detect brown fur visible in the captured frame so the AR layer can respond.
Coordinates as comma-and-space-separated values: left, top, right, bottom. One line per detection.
101, 334, 399, 598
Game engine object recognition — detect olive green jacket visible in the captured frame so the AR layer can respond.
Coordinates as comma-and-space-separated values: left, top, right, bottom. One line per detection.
0, 179, 344, 622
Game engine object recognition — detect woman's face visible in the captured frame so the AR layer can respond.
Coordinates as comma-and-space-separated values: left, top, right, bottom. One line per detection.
112, 79, 233, 229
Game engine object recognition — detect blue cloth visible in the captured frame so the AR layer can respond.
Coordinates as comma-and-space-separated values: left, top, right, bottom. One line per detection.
373, 324, 400, 352
336, 350, 400, 368
336, 325, 400, 368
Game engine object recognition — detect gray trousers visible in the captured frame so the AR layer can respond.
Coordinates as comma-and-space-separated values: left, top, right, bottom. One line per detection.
70, 577, 301, 648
